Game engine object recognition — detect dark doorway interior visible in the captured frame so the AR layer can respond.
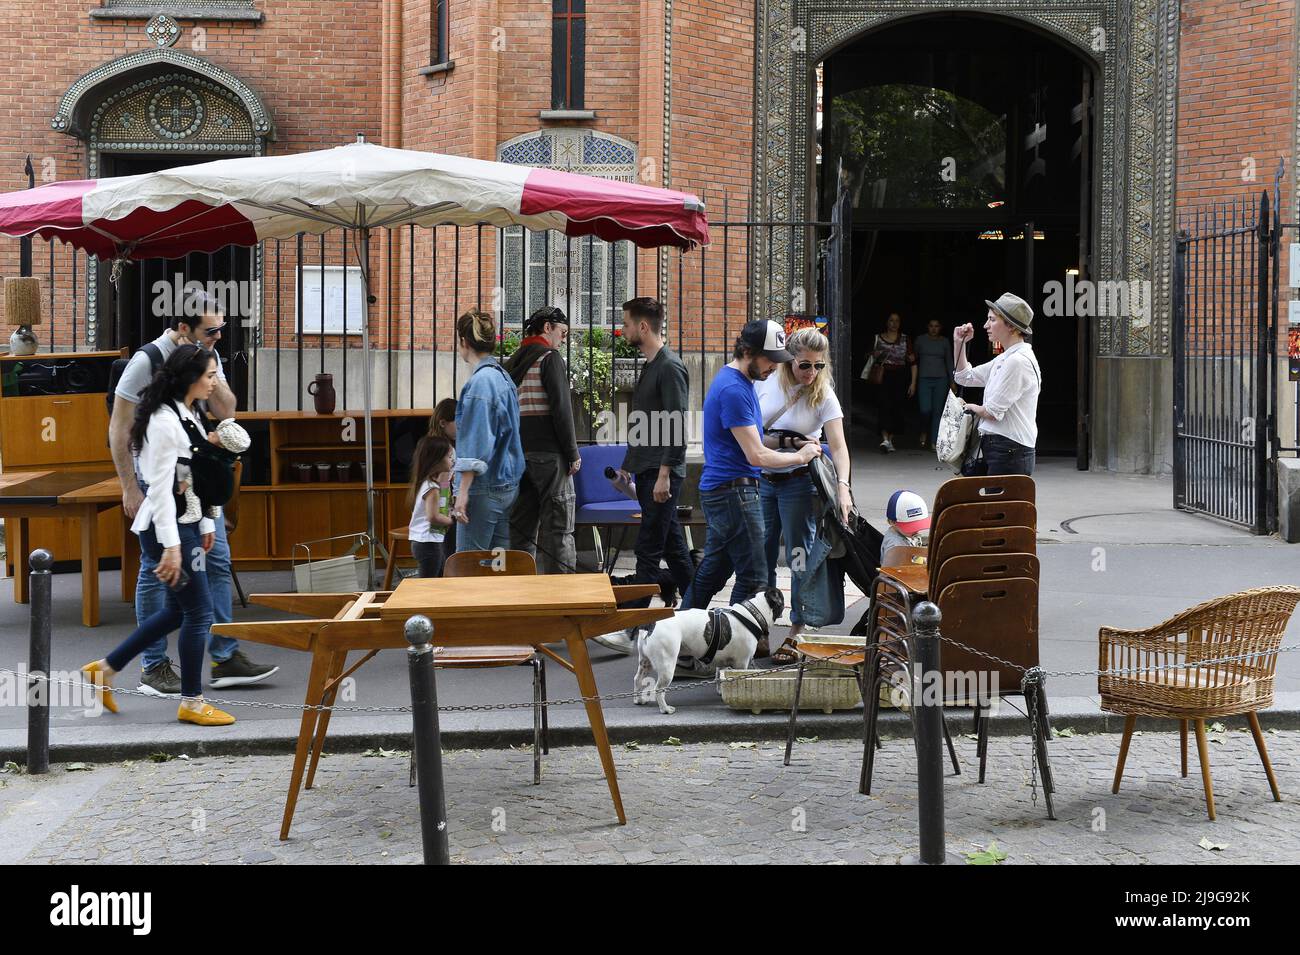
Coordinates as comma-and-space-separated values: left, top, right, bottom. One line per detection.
818, 13, 1094, 460
99, 153, 253, 406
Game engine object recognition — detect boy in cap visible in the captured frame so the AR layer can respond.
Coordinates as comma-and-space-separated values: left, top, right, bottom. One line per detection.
678, 319, 820, 659
881, 489, 931, 567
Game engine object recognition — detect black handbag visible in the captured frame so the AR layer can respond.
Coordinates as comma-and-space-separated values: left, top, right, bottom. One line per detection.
167, 403, 238, 510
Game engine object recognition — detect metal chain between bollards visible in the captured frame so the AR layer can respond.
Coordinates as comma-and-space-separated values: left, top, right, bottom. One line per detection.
0, 644, 864, 716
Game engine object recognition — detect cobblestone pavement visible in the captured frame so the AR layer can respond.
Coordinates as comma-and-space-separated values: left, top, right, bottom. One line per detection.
4, 728, 1298, 864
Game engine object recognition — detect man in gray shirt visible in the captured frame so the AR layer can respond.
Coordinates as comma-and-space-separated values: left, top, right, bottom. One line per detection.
109, 292, 277, 697
914, 318, 955, 449
610, 297, 692, 612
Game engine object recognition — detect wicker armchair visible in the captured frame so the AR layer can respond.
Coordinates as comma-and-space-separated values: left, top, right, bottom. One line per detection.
1099, 586, 1300, 820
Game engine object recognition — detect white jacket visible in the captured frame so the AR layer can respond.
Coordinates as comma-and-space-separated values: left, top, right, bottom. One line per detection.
130, 400, 216, 548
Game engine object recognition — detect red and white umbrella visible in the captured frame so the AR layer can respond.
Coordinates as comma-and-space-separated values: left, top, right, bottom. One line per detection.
0, 138, 709, 259
0, 138, 709, 582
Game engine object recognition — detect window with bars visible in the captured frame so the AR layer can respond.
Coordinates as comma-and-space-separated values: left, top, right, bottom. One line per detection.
431, 0, 449, 65
500, 228, 632, 329
551, 0, 586, 110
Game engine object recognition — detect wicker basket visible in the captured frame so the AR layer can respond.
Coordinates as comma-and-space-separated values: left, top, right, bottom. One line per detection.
717, 665, 863, 715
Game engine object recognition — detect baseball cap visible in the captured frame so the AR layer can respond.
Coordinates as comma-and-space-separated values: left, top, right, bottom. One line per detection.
740, 320, 794, 362
886, 490, 931, 535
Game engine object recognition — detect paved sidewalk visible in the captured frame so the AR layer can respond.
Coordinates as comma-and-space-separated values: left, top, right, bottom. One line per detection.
3, 728, 1297, 864
2, 448, 1297, 761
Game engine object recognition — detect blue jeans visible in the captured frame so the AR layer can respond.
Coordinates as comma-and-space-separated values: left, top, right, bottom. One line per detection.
760, 473, 817, 626
455, 484, 519, 552
977, 433, 1036, 476
632, 468, 694, 597
680, 484, 767, 610
139, 510, 235, 669
109, 523, 214, 698
917, 377, 951, 446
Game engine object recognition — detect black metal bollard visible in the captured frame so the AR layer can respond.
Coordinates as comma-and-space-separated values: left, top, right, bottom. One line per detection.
405, 614, 450, 865
27, 548, 53, 775
903, 601, 955, 865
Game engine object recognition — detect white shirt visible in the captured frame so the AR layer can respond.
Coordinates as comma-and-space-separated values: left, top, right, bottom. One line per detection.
408, 479, 450, 544
755, 374, 844, 474
953, 341, 1041, 448
131, 400, 216, 548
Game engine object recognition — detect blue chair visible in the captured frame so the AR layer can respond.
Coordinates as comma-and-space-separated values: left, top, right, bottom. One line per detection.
575, 444, 640, 570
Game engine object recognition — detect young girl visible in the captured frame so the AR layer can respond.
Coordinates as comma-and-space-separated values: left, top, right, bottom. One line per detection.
428, 397, 456, 553
407, 434, 455, 578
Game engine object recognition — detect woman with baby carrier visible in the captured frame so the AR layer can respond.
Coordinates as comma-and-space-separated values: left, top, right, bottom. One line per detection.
81, 344, 236, 726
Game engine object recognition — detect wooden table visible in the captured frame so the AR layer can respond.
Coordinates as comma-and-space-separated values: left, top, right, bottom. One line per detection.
213, 576, 671, 840
0, 470, 135, 627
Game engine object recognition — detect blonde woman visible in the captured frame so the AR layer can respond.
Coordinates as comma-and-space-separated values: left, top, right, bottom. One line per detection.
754, 327, 852, 659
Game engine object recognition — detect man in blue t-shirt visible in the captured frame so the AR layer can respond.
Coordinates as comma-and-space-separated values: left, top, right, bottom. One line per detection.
680, 320, 821, 657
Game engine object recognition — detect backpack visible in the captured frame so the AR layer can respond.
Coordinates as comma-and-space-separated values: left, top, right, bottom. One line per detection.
106, 342, 164, 416
166, 402, 238, 511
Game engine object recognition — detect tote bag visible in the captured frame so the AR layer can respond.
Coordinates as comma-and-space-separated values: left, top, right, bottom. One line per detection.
934, 389, 976, 473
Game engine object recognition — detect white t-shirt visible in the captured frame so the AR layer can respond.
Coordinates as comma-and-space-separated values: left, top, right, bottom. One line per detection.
114, 331, 227, 405
408, 479, 450, 543
755, 374, 844, 474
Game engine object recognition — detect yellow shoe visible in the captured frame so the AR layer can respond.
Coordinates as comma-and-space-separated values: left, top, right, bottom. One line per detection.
80, 661, 118, 713
177, 703, 236, 726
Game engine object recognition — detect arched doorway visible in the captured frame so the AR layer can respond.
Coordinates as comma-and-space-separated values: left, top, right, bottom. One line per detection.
52, 48, 275, 403
816, 13, 1097, 461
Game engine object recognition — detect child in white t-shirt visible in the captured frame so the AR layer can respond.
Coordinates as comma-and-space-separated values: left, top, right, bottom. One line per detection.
407, 435, 455, 578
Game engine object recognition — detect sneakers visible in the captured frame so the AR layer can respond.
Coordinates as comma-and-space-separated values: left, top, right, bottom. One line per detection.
880, 437, 896, 453
177, 702, 236, 726
674, 656, 716, 679
593, 630, 637, 655
209, 650, 279, 689
138, 659, 182, 699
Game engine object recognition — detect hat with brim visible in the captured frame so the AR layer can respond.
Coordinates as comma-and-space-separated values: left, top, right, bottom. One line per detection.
741, 319, 794, 362
984, 293, 1034, 334
886, 490, 931, 536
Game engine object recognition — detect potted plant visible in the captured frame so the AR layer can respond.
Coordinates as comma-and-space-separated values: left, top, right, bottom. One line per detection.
568, 327, 615, 423
612, 327, 643, 391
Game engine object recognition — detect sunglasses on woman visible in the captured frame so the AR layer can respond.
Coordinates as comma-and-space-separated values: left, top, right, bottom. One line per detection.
796, 360, 826, 371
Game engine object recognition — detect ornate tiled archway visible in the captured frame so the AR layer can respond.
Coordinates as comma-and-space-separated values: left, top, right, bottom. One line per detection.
752, 0, 1180, 361
51, 48, 275, 347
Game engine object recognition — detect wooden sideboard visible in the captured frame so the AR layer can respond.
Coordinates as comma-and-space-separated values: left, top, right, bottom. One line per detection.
0, 350, 126, 574
226, 408, 432, 568
0, 349, 432, 573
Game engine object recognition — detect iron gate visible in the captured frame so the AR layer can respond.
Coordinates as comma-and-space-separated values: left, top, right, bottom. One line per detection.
1172, 176, 1284, 534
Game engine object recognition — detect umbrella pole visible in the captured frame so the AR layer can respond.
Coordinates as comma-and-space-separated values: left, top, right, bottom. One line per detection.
360, 226, 377, 588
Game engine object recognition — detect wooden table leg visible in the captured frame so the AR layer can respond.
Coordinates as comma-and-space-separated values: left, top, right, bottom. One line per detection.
305, 650, 348, 790
121, 508, 139, 603
80, 505, 99, 627
13, 518, 30, 604
565, 633, 626, 825
281, 647, 331, 841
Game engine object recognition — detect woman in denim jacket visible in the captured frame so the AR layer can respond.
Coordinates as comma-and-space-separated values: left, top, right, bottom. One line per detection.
451, 308, 526, 551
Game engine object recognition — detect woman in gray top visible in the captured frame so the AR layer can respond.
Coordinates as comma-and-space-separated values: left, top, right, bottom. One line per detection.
914, 319, 954, 449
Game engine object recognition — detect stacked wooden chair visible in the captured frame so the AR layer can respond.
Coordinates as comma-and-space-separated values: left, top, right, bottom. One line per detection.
858, 475, 1055, 817
1100, 586, 1300, 820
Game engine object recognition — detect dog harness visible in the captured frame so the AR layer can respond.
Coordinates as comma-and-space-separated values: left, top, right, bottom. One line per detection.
698, 599, 770, 666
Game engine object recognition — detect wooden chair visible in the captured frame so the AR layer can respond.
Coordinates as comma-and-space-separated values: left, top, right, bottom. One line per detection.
1100, 586, 1300, 820
381, 526, 411, 590
225, 460, 248, 608
782, 640, 961, 779
930, 501, 1038, 548
930, 475, 1035, 531
409, 548, 550, 785
861, 576, 1053, 816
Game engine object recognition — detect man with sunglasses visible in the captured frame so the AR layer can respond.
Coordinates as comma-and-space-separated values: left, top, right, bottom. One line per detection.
109, 290, 277, 698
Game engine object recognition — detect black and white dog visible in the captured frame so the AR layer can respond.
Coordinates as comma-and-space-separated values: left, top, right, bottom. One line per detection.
623, 588, 786, 715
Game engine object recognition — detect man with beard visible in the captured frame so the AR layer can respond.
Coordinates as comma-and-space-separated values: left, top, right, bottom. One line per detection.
678, 320, 820, 658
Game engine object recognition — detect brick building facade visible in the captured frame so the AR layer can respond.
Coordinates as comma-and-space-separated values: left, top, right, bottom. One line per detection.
0, 1, 1297, 475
